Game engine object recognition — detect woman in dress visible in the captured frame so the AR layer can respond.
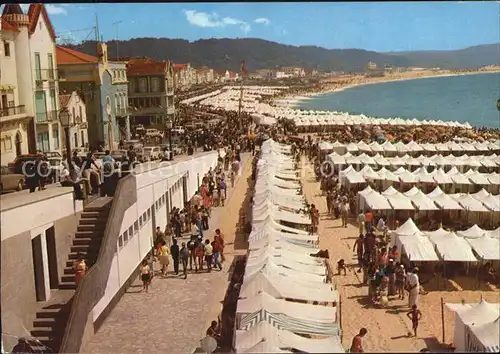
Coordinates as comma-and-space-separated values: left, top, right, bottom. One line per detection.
156, 240, 170, 276
74, 257, 87, 286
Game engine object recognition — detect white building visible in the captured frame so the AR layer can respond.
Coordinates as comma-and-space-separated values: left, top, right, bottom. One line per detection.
59, 91, 88, 151
0, 4, 36, 164
27, 4, 61, 153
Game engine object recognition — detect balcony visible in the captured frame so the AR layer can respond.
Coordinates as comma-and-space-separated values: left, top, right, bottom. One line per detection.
116, 106, 129, 117
0, 105, 26, 117
167, 106, 175, 115
35, 110, 58, 123
35, 69, 59, 83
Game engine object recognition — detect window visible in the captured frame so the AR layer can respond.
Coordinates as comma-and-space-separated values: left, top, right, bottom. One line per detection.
52, 126, 59, 150
72, 107, 76, 122
1, 136, 12, 151
118, 235, 123, 248
134, 221, 139, 233
81, 131, 85, 147
123, 230, 128, 243
128, 226, 133, 237
151, 77, 160, 92
113, 70, 116, 79
138, 78, 147, 93
3, 41, 10, 57
79, 105, 83, 119
139, 217, 143, 228
142, 212, 147, 223
147, 208, 151, 219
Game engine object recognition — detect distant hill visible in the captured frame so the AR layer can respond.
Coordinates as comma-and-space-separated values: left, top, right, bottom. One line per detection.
65, 38, 500, 73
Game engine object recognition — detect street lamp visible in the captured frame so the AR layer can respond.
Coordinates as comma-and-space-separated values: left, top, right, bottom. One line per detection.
165, 119, 173, 160
59, 108, 73, 171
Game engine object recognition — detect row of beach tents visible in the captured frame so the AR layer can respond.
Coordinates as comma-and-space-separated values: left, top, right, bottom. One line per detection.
234, 139, 344, 353
319, 140, 500, 154
389, 218, 500, 263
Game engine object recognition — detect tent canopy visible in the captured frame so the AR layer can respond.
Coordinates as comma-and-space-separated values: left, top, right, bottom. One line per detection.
396, 234, 440, 262
465, 236, 500, 260
427, 232, 478, 262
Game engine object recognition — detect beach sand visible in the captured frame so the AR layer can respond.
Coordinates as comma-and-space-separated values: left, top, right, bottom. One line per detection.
279, 68, 499, 110
300, 157, 500, 352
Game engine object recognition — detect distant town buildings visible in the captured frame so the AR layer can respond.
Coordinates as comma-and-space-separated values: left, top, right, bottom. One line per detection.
126, 58, 175, 130
58, 90, 88, 151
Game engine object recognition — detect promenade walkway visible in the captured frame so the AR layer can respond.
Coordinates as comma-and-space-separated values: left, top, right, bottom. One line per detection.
83, 153, 253, 353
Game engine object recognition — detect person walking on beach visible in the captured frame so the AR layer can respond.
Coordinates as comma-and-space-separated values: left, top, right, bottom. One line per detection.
406, 267, 420, 308
353, 234, 364, 273
350, 328, 368, 353
204, 239, 214, 272
170, 238, 180, 275
357, 210, 366, 234
140, 260, 151, 293
180, 242, 189, 279
156, 240, 170, 276
407, 304, 422, 337
341, 199, 350, 228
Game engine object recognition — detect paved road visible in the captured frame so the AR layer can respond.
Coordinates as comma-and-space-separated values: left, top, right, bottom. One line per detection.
83, 153, 253, 354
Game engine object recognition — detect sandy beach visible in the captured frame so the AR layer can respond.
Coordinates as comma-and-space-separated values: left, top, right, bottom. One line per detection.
278, 67, 500, 109
300, 156, 500, 352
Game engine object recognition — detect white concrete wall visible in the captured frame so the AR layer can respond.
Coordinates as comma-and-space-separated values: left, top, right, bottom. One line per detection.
92, 152, 218, 321
1, 190, 84, 241
0, 30, 19, 104
66, 92, 88, 149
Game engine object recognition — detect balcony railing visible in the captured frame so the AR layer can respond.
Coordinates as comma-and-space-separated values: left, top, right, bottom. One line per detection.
0, 105, 26, 117
35, 69, 59, 82
35, 110, 58, 123
116, 106, 129, 116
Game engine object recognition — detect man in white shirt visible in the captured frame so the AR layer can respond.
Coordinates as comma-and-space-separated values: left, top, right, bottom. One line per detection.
406, 267, 420, 308
357, 210, 366, 234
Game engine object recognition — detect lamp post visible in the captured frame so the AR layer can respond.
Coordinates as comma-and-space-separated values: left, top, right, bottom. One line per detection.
59, 108, 72, 172
165, 119, 173, 160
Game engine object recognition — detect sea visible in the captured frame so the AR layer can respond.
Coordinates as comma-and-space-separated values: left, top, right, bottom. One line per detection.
296, 73, 500, 128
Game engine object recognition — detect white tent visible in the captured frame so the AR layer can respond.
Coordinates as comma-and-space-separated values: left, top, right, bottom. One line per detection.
360, 165, 380, 180
486, 227, 500, 239
345, 143, 359, 152
357, 141, 372, 152
468, 319, 500, 353
394, 141, 409, 152
404, 187, 439, 211
427, 232, 477, 262
375, 167, 400, 182
345, 169, 366, 184
319, 141, 334, 151
395, 234, 440, 262
412, 167, 436, 184
406, 141, 423, 152
373, 154, 391, 166
382, 186, 415, 210
427, 187, 464, 210
447, 167, 472, 185
360, 190, 393, 210
393, 218, 420, 236
358, 153, 376, 165
327, 152, 346, 165
465, 236, 500, 260
394, 167, 418, 184
451, 194, 490, 212
446, 301, 500, 353
381, 140, 397, 153
456, 224, 487, 239
369, 141, 384, 153
433, 168, 453, 184
465, 170, 491, 186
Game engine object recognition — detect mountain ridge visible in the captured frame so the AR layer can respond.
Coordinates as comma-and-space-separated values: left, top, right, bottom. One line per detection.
65, 38, 500, 73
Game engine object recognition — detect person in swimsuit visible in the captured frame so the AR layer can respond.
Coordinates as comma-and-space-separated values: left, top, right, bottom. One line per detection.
350, 328, 368, 353
140, 260, 151, 293
407, 304, 422, 337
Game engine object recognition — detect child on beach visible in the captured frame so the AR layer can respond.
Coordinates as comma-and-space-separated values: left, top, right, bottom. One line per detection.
407, 304, 423, 337
337, 259, 347, 276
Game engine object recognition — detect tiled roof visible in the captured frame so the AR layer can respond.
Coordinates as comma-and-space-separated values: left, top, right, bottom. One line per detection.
56, 46, 98, 65
1, 17, 19, 32
27, 4, 56, 41
2, 4, 24, 15
127, 58, 167, 76
59, 94, 71, 108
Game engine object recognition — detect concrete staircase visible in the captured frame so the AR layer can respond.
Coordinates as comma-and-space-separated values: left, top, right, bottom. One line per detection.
29, 198, 113, 353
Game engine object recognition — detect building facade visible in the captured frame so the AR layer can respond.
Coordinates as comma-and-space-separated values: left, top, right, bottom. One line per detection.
28, 4, 61, 154
173, 63, 196, 90
0, 5, 36, 164
127, 58, 175, 131
281, 66, 306, 77
57, 43, 129, 149
195, 67, 214, 85
58, 91, 88, 151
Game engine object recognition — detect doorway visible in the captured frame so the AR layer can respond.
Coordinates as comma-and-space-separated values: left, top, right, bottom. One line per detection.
15, 131, 22, 156
45, 227, 59, 289
31, 235, 47, 301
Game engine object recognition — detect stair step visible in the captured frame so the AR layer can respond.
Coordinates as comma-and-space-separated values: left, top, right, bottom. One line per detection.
58, 282, 77, 290
84, 205, 111, 213
35, 309, 61, 319
63, 267, 74, 275
70, 244, 100, 253
31, 327, 65, 337
81, 211, 108, 218
73, 237, 102, 246
27, 339, 57, 353
77, 224, 106, 232
33, 337, 60, 350
61, 275, 76, 283
80, 217, 107, 225
75, 230, 103, 238
33, 318, 58, 327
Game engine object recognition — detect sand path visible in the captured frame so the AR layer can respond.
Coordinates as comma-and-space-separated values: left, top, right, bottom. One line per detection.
300, 156, 499, 352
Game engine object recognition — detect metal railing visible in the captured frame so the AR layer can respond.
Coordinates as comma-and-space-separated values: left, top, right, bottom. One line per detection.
59, 174, 137, 353
35, 69, 58, 81
0, 105, 25, 117
35, 110, 58, 123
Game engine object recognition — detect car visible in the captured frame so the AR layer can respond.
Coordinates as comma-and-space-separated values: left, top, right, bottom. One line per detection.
142, 146, 162, 161
44, 151, 62, 159
171, 126, 185, 134
110, 150, 127, 161
0, 166, 25, 193
7, 154, 38, 174
47, 157, 63, 183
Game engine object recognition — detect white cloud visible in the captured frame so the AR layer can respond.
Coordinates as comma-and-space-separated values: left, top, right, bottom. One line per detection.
46, 5, 68, 15
19, 4, 67, 15
183, 10, 251, 33
254, 17, 270, 25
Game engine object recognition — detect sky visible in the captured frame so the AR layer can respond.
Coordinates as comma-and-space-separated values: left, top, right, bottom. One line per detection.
11, 2, 500, 52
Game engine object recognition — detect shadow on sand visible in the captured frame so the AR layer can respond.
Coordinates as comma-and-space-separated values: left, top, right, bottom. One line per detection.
233, 174, 254, 251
